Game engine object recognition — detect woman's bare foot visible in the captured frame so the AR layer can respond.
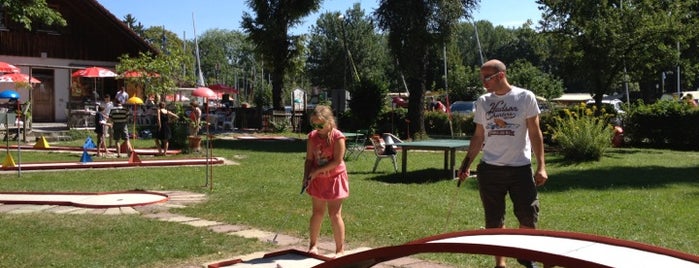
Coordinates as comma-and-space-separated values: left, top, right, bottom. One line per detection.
333, 252, 345, 259
307, 246, 318, 255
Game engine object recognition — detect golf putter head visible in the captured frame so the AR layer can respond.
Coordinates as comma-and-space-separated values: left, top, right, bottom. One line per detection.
269, 234, 279, 244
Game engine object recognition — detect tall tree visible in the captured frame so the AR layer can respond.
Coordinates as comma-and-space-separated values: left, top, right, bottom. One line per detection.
121, 14, 145, 37
538, 0, 692, 105
375, 0, 479, 137
140, 26, 196, 87
307, 4, 389, 91
0, 0, 65, 30
241, 0, 322, 111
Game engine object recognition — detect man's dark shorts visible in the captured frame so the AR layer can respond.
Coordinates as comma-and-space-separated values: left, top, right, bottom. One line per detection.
112, 124, 129, 142
476, 162, 539, 228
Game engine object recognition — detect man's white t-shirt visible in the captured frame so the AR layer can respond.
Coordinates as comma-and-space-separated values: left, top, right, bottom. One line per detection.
474, 86, 540, 166
115, 90, 129, 104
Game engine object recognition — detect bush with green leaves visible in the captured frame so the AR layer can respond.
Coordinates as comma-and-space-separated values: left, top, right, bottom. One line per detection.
623, 100, 699, 149
551, 103, 613, 161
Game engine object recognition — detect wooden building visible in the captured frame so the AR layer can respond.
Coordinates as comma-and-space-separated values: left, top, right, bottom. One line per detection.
0, 0, 157, 123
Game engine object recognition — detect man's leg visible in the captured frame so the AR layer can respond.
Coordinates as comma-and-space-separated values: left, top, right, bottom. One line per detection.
510, 165, 539, 268
115, 140, 121, 157
477, 162, 508, 268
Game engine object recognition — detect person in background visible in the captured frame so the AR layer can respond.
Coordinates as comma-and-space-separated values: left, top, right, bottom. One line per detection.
94, 106, 111, 157
429, 96, 447, 112
683, 94, 697, 107
103, 95, 114, 147
109, 99, 132, 158
155, 102, 178, 156
457, 59, 547, 268
115, 86, 129, 104
304, 105, 349, 257
189, 101, 202, 136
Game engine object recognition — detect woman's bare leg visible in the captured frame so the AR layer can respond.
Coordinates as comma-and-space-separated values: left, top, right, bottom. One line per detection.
308, 197, 326, 254
327, 199, 345, 255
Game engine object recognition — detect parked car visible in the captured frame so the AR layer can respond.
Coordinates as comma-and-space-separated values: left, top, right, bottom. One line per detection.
585, 99, 625, 114
586, 99, 625, 125
449, 101, 476, 115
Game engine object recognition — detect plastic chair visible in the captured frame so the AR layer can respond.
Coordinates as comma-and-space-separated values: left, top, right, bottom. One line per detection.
222, 112, 235, 130
370, 134, 398, 173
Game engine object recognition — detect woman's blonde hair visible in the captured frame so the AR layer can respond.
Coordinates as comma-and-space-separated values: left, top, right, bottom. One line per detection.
311, 105, 336, 129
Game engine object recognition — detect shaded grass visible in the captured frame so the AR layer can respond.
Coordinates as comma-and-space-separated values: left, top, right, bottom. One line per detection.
0, 213, 270, 268
1, 138, 698, 267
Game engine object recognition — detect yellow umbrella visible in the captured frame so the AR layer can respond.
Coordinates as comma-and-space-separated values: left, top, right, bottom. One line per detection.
127, 96, 144, 139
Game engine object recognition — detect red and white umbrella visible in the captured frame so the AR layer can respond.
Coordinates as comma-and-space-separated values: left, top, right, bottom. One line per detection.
72, 67, 117, 101
0, 61, 20, 74
71, 67, 117, 78
0, 73, 41, 84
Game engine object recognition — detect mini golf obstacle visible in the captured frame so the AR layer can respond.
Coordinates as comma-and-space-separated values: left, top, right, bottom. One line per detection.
1, 153, 224, 171
208, 229, 699, 268
314, 229, 699, 268
0, 190, 169, 208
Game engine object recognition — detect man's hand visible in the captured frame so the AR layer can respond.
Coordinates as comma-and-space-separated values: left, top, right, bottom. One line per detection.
534, 169, 548, 186
457, 163, 470, 187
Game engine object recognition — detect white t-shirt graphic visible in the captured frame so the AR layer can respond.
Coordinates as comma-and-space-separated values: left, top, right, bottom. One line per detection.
474, 86, 540, 166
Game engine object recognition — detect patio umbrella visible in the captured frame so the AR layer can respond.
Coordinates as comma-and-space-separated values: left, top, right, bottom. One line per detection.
209, 84, 238, 94
0, 62, 20, 74
1, 89, 22, 176
0, 89, 20, 99
72, 67, 117, 102
0, 73, 41, 84
72, 67, 117, 78
192, 86, 215, 188
192, 86, 215, 98
126, 96, 144, 140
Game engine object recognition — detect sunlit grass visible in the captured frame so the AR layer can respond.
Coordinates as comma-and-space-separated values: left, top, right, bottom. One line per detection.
1, 136, 698, 267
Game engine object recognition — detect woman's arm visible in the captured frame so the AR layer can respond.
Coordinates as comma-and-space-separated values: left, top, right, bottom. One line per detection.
309, 136, 346, 178
156, 109, 162, 127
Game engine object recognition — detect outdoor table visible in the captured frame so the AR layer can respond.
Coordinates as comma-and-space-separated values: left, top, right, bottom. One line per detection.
342, 131, 366, 160
342, 132, 363, 138
69, 109, 96, 129
394, 139, 470, 178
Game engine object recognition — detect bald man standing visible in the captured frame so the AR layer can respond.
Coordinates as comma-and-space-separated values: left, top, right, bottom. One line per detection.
457, 59, 548, 268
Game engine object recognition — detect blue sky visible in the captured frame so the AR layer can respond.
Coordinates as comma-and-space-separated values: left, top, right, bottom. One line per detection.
97, 0, 541, 38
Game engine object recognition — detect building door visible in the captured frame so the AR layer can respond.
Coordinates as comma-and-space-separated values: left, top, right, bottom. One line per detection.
32, 69, 55, 122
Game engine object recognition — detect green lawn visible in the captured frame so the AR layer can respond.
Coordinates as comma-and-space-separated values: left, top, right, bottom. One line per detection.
1, 136, 698, 267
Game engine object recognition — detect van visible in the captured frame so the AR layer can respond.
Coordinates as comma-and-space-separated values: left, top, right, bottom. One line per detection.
660, 91, 699, 102
585, 99, 625, 114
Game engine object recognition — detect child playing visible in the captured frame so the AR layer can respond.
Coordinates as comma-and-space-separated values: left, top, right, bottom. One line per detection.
303, 105, 349, 257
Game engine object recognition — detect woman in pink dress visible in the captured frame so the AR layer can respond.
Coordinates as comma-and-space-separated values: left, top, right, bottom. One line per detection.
304, 105, 349, 257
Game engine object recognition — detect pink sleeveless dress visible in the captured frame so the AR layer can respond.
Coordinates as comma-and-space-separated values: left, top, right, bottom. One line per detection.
306, 128, 349, 200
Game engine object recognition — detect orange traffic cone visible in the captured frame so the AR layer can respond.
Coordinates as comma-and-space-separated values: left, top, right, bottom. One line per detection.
128, 151, 141, 163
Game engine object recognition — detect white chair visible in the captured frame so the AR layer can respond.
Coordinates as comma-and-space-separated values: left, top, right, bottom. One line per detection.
222, 112, 235, 130
370, 134, 398, 173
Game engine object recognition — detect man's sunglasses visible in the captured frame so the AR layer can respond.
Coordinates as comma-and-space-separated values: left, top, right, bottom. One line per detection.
482, 72, 501, 82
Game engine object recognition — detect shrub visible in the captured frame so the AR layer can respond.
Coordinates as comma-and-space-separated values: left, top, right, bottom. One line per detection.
551, 103, 613, 161
624, 100, 699, 149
